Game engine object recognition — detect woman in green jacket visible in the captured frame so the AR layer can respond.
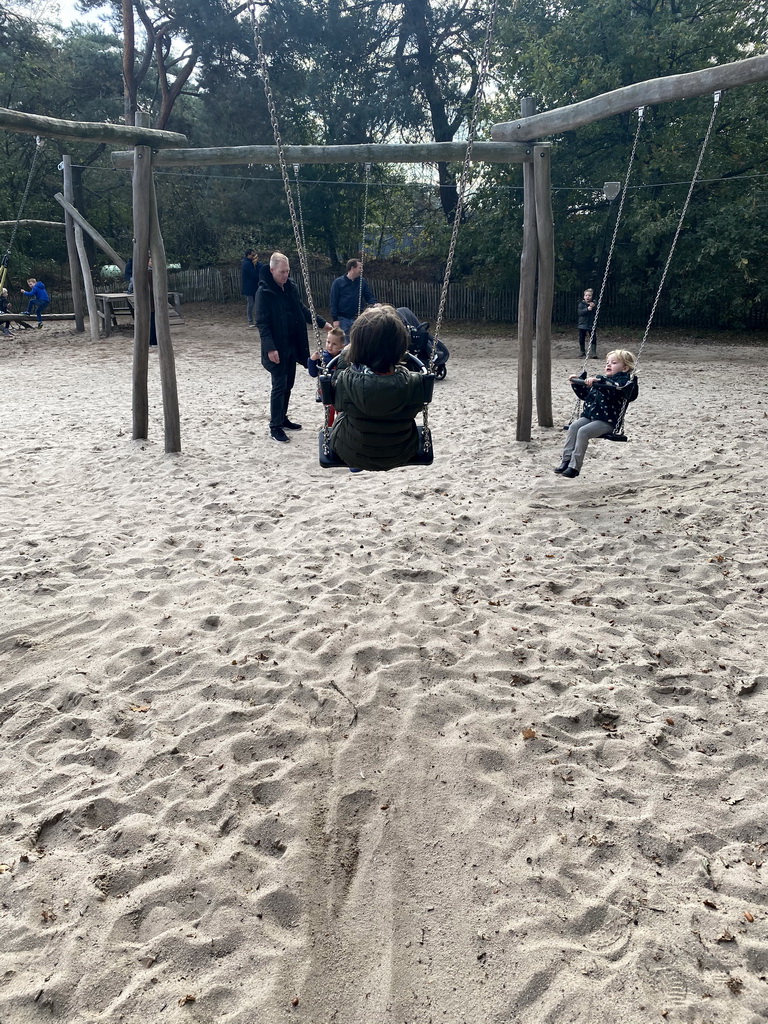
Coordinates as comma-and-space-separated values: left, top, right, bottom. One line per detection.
330, 305, 431, 472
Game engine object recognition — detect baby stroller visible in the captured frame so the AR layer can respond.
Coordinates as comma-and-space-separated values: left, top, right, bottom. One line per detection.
396, 307, 449, 380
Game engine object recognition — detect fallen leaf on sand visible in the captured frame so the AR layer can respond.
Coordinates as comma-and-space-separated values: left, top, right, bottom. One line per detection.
744, 911, 755, 922
0, 864, 11, 873
522, 728, 537, 740
129, 704, 152, 713
717, 931, 735, 943
178, 994, 196, 1006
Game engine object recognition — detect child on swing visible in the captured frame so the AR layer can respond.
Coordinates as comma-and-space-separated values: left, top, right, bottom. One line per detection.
1, 288, 12, 336
555, 349, 638, 479
308, 326, 346, 426
329, 305, 431, 472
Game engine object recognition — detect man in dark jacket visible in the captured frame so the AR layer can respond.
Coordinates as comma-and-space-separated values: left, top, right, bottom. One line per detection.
241, 249, 260, 328
329, 259, 377, 340
256, 252, 331, 443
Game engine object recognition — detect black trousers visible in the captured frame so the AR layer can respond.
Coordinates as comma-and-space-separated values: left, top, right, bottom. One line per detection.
267, 357, 297, 428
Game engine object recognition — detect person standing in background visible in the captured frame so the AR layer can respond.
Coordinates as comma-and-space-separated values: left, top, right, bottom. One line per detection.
241, 249, 261, 328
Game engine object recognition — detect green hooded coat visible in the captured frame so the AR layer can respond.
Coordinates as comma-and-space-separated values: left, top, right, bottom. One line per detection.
330, 364, 429, 471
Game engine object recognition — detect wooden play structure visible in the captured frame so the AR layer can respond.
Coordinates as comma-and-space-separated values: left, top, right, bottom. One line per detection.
1, 52, 767, 453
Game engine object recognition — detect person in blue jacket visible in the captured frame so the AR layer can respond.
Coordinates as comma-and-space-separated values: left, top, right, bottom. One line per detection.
241, 249, 261, 328
330, 259, 377, 340
20, 278, 50, 327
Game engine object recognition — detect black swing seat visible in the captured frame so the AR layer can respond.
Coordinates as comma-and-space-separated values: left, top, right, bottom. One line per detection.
319, 425, 434, 469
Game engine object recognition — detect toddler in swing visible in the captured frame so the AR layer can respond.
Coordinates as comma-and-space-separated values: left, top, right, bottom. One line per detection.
555, 349, 638, 479
308, 325, 346, 425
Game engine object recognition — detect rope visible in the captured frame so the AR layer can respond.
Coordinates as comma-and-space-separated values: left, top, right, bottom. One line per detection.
357, 162, 371, 317
0, 137, 44, 291
430, 0, 498, 371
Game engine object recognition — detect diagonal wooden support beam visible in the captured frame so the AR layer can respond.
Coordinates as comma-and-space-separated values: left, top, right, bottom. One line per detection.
492, 54, 768, 141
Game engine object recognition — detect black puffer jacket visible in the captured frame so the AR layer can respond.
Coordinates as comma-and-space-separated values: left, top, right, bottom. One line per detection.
255, 265, 326, 370
571, 370, 638, 427
330, 364, 429, 471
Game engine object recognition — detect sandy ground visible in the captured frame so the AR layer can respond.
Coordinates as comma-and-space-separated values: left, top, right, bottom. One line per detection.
1, 305, 767, 1024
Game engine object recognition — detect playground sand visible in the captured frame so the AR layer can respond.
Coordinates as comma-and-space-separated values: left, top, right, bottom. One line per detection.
1, 306, 767, 1024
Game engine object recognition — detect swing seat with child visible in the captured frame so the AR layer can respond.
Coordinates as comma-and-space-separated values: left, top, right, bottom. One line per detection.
318, 306, 435, 471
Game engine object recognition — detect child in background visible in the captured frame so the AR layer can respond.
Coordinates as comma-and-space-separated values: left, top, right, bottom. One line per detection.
555, 349, 638, 479
21, 278, 50, 327
577, 287, 597, 358
1, 288, 12, 336
308, 326, 346, 425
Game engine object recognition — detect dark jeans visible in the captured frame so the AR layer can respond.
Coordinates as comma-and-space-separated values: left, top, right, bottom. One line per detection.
26, 300, 50, 324
579, 329, 597, 353
267, 357, 297, 428
338, 315, 356, 342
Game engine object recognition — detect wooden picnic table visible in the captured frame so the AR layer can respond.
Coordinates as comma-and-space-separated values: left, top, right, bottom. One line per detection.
95, 291, 184, 337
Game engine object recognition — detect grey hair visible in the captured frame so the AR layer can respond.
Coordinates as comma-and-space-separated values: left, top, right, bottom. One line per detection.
269, 252, 289, 270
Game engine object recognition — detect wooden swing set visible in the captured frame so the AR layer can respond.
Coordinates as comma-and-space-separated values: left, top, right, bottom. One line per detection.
0, 47, 766, 454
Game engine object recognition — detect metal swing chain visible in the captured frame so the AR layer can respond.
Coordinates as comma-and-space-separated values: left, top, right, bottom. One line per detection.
636, 91, 722, 369
357, 162, 371, 317
430, 0, 498, 370
583, 107, 644, 371
1, 136, 44, 289
249, 6, 322, 358
611, 91, 722, 437
570, 108, 644, 423
292, 164, 308, 254
417, 0, 497, 456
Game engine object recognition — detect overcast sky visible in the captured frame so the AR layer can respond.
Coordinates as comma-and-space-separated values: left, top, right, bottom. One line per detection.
11, 0, 112, 31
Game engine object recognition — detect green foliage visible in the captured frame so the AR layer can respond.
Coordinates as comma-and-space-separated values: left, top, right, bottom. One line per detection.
1, 0, 767, 325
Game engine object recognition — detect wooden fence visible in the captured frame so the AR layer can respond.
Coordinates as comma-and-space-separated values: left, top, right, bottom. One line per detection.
57, 266, 768, 330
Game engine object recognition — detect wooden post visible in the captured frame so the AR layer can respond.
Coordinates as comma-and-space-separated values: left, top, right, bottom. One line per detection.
148, 176, 181, 453
534, 143, 554, 428
516, 97, 537, 443
62, 155, 85, 332
74, 221, 100, 341
132, 112, 152, 440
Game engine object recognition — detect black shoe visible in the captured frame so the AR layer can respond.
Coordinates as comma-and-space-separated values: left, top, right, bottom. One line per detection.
561, 467, 580, 478
282, 419, 302, 431
270, 426, 290, 443
579, 349, 586, 357
554, 460, 570, 474
590, 351, 598, 359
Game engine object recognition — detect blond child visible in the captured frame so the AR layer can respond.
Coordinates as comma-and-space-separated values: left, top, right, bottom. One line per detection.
555, 349, 638, 478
